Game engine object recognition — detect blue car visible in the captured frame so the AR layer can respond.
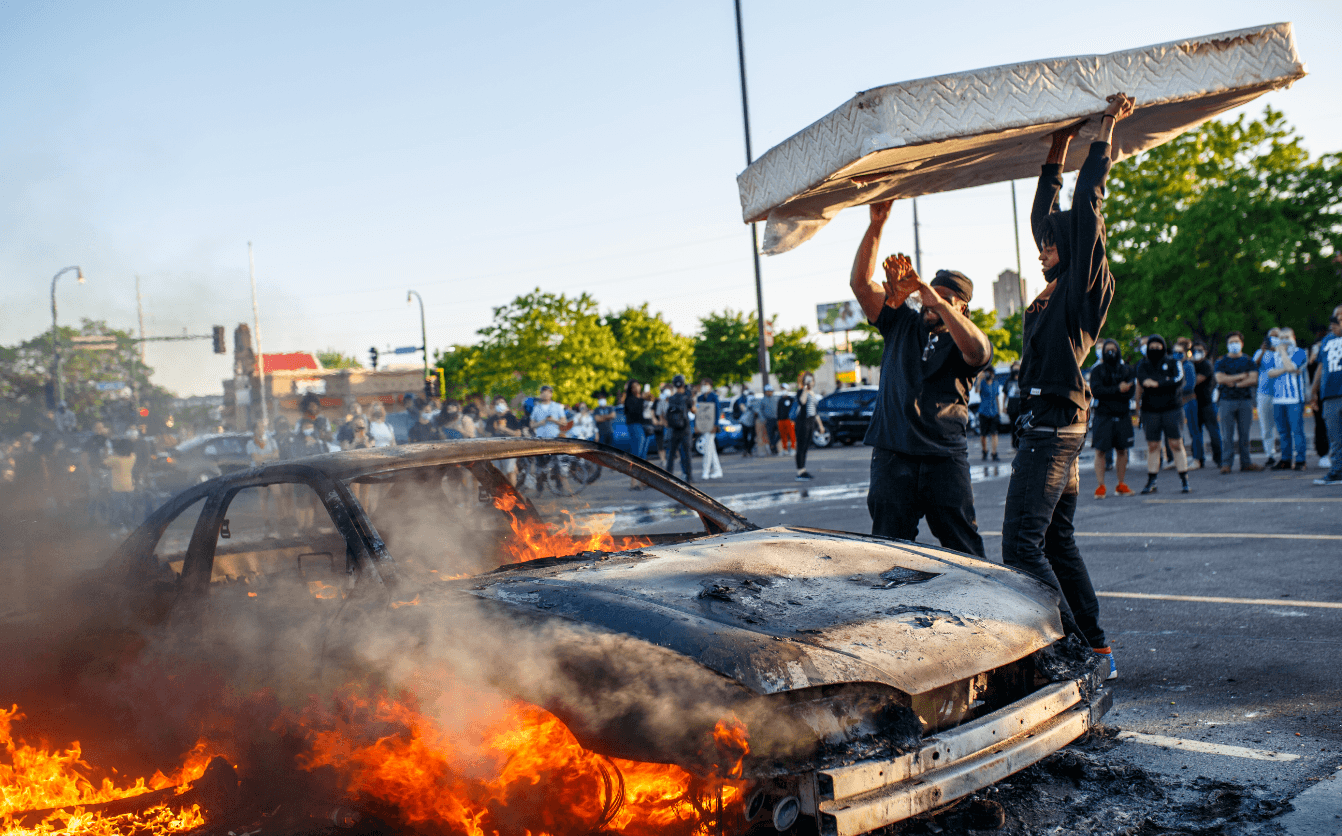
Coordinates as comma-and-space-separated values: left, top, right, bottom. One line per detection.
606, 406, 745, 456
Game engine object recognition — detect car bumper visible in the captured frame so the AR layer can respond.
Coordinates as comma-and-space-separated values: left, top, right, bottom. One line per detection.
807, 672, 1111, 836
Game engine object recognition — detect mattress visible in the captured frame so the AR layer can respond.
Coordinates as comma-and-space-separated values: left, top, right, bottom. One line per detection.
738, 23, 1306, 255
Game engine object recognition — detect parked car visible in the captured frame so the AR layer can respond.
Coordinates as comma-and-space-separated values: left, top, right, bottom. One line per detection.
607, 405, 745, 456
814, 386, 879, 448
92, 438, 1109, 836
148, 432, 255, 491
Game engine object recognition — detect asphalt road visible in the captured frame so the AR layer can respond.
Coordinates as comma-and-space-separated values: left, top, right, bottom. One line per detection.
680, 438, 1342, 831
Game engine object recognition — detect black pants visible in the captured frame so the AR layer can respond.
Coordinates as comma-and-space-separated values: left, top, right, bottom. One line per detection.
741, 423, 756, 455
665, 430, 692, 480
765, 419, 780, 453
1001, 428, 1106, 648
796, 421, 812, 470
867, 448, 986, 558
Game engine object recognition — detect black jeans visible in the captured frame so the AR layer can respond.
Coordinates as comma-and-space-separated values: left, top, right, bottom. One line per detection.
1001, 428, 1106, 648
765, 419, 780, 453
867, 448, 986, 558
665, 430, 692, 480
796, 422, 812, 470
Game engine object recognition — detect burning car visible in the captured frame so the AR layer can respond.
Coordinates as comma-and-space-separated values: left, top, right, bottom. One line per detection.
17, 438, 1109, 836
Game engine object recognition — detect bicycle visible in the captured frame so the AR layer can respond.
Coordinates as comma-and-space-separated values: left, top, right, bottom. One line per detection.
517, 454, 601, 496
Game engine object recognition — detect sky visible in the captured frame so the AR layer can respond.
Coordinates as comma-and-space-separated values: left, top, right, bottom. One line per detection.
3, 1, 1339, 396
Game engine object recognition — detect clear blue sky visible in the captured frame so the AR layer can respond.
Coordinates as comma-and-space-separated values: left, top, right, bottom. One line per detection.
3, 1, 1339, 396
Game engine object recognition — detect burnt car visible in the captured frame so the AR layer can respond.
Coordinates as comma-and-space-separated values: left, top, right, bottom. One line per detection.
101, 438, 1109, 836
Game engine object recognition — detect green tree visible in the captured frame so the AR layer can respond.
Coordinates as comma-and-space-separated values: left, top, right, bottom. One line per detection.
434, 344, 483, 400
851, 322, 883, 369
0, 320, 175, 436
459, 289, 627, 404
317, 350, 363, 369
770, 322, 825, 386
1105, 107, 1342, 348
602, 304, 695, 386
694, 309, 758, 385
969, 309, 1019, 365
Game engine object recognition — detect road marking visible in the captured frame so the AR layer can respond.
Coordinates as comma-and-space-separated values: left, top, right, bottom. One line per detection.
1074, 532, 1342, 541
1118, 731, 1301, 762
1098, 592, 1342, 609
1144, 497, 1342, 503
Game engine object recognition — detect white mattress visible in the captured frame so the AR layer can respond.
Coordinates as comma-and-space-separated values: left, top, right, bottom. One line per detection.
739, 23, 1306, 255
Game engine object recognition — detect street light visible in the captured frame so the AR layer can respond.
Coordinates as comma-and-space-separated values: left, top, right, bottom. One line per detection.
407, 290, 429, 397
50, 265, 85, 407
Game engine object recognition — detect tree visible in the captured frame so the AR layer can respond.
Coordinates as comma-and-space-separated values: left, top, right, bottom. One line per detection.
317, 350, 363, 369
0, 320, 175, 436
460, 289, 627, 405
1105, 107, 1342, 349
851, 322, 883, 369
602, 304, 695, 387
694, 309, 757, 386
969, 309, 1019, 365
769, 322, 825, 386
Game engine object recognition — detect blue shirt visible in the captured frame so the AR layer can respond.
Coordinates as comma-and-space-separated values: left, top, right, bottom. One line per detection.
977, 379, 1001, 416
1319, 334, 1342, 401
1254, 348, 1276, 395
1264, 347, 1308, 404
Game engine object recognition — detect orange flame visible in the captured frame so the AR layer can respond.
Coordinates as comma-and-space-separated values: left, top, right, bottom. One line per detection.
1, 706, 216, 836
492, 493, 652, 564
390, 595, 421, 609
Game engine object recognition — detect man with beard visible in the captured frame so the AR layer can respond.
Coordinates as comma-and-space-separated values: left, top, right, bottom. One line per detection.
1135, 334, 1191, 494
1087, 339, 1136, 498
1003, 92, 1135, 682
849, 201, 992, 557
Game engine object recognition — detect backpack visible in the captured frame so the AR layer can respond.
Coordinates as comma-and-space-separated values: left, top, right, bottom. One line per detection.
667, 393, 689, 430
788, 395, 802, 422
778, 394, 796, 420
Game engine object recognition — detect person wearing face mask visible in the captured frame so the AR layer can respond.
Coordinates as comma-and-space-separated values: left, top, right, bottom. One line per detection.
1185, 341, 1221, 470
1134, 335, 1190, 493
792, 372, 826, 481
695, 379, 723, 480
1265, 327, 1309, 470
1087, 339, 1136, 498
1214, 332, 1262, 473
1308, 305, 1342, 485
1003, 93, 1135, 681
1253, 329, 1283, 466
593, 394, 616, 447
408, 407, 446, 443
849, 201, 992, 557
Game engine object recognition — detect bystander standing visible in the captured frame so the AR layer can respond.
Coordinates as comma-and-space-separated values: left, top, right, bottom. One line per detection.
1254, 329, 1283, 466
760, 384, 780, 454
1088, 339, 1136, 498
976, 368, 1001, 462
696, 378, 723, 480
1266, 327, 1309, 470
1213, 333, 1262, 472
1309, 304, 1342, 486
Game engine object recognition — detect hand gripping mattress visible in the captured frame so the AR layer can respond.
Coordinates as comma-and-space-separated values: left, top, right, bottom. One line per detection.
738, 23, 1306, 255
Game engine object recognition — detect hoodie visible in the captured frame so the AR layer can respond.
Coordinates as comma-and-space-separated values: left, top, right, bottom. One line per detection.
1135, 337, 1185, 413
1019, 141, 1116, 424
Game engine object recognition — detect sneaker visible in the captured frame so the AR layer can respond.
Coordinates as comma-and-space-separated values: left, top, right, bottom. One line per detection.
1140, 480, 1158, 495
1294, 461, 1307, 471
1093, 648, 1118, 681
1314, 474, 1342, 486
1094, 484, 1107, 500
1220, 466, 1232, 474
982, 450, 988, 461
992, 452, 1000, 462
1181, 481, 1191, 494
1272, 460, 1293, 471
1241, 463, 1264, 472
795, 472, 813, 481
1114, 482, 1134, 496
1264, 456, 1277, 468
1321, 456, 1332, 469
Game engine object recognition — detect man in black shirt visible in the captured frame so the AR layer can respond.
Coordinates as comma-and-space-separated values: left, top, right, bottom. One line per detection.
850, 201, 992, 557
664, 375, 694, 482
1002, 92, 1134, 682
1087, 339, 1136, 499
1188, 341, 1222, 470
1134, 334, 1190, 494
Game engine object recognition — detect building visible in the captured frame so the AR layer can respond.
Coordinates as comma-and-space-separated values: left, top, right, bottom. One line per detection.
993, 269, 1024, 324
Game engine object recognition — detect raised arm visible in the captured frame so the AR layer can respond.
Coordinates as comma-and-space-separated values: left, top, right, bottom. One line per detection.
851, 201, 893, 323
911, 277, 992, 368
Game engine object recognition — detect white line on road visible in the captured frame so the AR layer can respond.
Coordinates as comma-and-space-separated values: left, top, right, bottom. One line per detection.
1073, 531, 1342, 541
1117, 731, 1301, 762
1097, 592, 1342, 609
1144, 498, 1342, 503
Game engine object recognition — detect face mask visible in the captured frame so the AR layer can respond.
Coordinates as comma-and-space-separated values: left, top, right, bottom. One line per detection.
495, 403, 507, 413
660, 389, 670, 399
1103, 351, 1119, 364
1269, 336, 1281, 347
598, 398, 607, 407
701, 386, 711, 395
1227, 341, 1242, 355
303, 428, 314, 436
1173, 349, 1185, 359
1147, 347, 1166, 363
1283, 338, 1296, 349
1192, 351, 1205, 362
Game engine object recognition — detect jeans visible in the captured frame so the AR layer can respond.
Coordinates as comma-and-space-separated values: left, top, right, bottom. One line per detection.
796, 422, 812, 471
1185, 400, 1222, 465
627, 423, 648, 459
1001, 428, 1106, 648
1322, 398, 1342, 478
1219, 398, 1255, 468
1257, 392, 1279, 456
765, 419, 780, 453
1273, 402, 1306, 464
665, 430, 692, 480
868, 448, 985, 558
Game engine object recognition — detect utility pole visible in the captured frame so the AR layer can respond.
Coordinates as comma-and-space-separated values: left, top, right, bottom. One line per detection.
734, 0, 771, 386
912, 199, 923, 276
50, 265, 84, 407
1011, 182, 1026, 310
135, 275, 147, 362
407, 290, 429, 397
248, 242, 268, 428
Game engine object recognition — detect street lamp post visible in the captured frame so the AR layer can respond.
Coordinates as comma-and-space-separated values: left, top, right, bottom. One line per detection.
50, 265, 85, 407
407, 290, 429, 397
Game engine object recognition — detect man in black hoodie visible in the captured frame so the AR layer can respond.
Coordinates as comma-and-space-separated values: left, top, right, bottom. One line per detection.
1134, 334, 1190, 493
1001, 92, 1134, 683
1088, 339, 1136, 498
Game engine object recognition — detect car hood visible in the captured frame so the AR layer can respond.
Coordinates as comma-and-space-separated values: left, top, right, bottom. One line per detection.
465, 527, 1063, 697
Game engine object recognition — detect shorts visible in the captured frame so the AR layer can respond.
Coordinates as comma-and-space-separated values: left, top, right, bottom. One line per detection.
1142, 408, 1184, 443
1091, 413, 1134, 452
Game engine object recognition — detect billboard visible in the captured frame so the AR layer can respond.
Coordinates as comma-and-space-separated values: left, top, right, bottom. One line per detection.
816, 301, 865, 333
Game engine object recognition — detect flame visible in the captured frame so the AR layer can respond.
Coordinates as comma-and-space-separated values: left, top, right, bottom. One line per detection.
293, 692, 749, 836
1, 706, 215, 836
308, 580, 340, 600
390, 595, 420, 609
492, 493, 652, 563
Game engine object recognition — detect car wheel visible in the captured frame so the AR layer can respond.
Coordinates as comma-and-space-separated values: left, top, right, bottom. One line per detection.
694, 435, 706, 456
813, 428, 831, 448
841, 437, 856, 446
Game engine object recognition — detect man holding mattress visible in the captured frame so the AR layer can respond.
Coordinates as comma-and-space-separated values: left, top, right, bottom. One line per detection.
1002, 93, 1134, 682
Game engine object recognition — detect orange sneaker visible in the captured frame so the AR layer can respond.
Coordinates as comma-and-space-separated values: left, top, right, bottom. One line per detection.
1114, 482, 1135, 496
1094, 484, 1107, 499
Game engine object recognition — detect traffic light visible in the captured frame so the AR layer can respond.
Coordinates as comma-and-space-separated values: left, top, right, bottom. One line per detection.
369, 346, 379, 370
212, 325, 226, 354
138, 407, 149, 419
